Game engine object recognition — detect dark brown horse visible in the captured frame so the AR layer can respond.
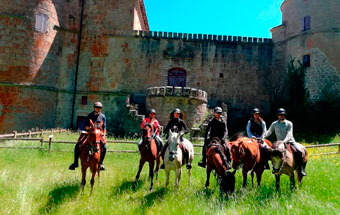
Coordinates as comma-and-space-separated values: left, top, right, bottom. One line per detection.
205, 137, 235, 194
271, 141, 308, 190
230, 136, 272, 188
134, 123, 161, 191
80, 119, 102, 194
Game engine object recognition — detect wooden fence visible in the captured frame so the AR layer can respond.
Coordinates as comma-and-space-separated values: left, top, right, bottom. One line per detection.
0, 133, 339, 156
0, 128, 68, 139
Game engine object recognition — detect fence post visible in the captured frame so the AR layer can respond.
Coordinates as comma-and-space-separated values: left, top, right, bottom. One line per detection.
28, 130, 32, 138
48, 135, 53, 152
338, 144, 340, 153
13, 131, 17, 138
40, 129, 43, 137
40, 138, 44, 149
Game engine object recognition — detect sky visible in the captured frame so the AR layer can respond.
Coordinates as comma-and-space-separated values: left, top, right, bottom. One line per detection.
144, 0, 285, 38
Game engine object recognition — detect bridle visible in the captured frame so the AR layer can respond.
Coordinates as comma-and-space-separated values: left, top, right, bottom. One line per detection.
272, 143, 287, 174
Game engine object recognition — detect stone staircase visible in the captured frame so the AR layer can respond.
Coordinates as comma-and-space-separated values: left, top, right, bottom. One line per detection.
125, 95, 145, 121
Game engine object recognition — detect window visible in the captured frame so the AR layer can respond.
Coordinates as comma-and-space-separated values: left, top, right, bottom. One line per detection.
303, 55, 311, 68
168, 68, 186, 87
35, 13, 49, 33
219, 73, 224, 78
302, 16, 311, 32
81, 96, 88, 105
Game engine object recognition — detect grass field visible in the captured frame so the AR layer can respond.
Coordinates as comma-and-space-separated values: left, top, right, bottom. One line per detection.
0, 133, 339, 215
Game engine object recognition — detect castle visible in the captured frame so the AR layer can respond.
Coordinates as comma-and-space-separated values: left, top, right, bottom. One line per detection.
0, 0, 339, 134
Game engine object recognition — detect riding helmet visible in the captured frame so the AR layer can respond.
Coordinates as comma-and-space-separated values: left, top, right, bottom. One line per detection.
94, 101, 103, 108
149, 109, 156, 114
214, 107, 223, 113
253, 108, 260, 114
277, 108, 286, 115
174, 108, 181, 114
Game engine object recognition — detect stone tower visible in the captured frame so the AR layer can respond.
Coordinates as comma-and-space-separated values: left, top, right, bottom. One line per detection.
271, 0, 340, 100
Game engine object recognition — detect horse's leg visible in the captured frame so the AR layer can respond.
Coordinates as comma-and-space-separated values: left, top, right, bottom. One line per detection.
256, 169, 264, 187
90, 163, 97, 195
205, 168, 212, 188
155, 155, 161, 182
290, 172, 296, 190
149, 160, 155, 191
242, 169, 248, 188
81, 164, 87, 194
275, 175, 280, 191
251, 171, 254, 187
97, 167, 100, 186
165, 169, 170, 188
135, 159, 146, 184
175, 168, 182, 189
187, 167, 191, 186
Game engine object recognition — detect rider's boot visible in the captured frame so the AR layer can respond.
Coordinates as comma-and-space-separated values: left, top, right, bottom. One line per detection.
183, 150, 192, 169
294, 147, 306, 176
160, 142, 168, 169
198, 146, 207, 168
69, 143, 80, 170
99, 143, 107, 171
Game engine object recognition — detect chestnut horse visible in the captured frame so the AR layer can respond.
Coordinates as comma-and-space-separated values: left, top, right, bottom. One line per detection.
271, 141, 308, 190
230, 136, 272, 188
205, 137, 235, 194
80, 119, 102, 194
134, 123, 161, 191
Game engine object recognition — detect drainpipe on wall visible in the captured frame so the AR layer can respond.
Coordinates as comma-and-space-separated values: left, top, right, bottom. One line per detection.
71, 0, 85, 129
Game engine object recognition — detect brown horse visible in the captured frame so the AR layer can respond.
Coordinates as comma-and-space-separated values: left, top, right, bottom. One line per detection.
271, 141, 308, 190
230, 136, 272, 188
80, 119, 102, 194
205, 137, 235, 194
134, 123, 161, 191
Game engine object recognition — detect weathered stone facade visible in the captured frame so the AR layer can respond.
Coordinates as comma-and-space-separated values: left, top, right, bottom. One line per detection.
0, 0, 339, 134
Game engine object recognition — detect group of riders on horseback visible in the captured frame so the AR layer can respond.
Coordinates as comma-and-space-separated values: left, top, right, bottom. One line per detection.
68, 101, 306, 177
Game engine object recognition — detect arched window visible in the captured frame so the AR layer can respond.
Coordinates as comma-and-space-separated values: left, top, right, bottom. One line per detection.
168, 68, 186, 87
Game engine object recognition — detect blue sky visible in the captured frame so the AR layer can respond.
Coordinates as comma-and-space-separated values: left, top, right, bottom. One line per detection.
144, 0, 284, 38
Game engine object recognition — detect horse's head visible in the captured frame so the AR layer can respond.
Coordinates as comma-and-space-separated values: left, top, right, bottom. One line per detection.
229, 140, 242, 169
271, 141, 286, 175
220, 170, 236, 194
167, 130, 184, 161
88, 119, 102, 145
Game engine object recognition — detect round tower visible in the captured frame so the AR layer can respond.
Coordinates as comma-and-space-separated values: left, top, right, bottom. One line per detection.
271, 0, 340, 100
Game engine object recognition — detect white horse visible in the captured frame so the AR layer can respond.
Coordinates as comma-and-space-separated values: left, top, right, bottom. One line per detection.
164, 130, 194, 188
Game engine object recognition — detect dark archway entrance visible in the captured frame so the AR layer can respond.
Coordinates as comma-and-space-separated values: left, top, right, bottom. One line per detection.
168, 68, 186, 87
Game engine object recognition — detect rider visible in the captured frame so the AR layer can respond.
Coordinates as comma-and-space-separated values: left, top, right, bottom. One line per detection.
246, 108, 270, 169
68, 101, 107, 171
198, 107, 229, 168
160, 108, 190, 169
265, 108, 307, 176
138, 109, 163, 152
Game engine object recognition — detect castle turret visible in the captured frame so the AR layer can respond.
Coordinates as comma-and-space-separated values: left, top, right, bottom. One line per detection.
271, 0, 340, 100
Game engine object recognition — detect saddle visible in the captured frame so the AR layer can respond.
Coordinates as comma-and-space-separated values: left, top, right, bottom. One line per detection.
207, 138, 231, 169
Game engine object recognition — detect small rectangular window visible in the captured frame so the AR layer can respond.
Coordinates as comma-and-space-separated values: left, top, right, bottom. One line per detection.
302, 16, 311, 32
303, 55, 311, 68
35, 13, 49, 33
81, 96, 88, 105
219, 73, 224, 78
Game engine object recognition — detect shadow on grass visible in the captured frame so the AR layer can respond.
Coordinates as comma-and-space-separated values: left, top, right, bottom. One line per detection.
139, 188, 166, 215
110, 179, 145, 197
195, 187, 214, 199
38, 181, 80, 215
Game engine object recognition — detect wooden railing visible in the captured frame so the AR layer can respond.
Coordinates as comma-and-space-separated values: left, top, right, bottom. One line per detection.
0, 134, 339, 156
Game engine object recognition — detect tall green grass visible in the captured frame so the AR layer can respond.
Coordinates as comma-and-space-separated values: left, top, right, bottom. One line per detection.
0, 133, 339, 215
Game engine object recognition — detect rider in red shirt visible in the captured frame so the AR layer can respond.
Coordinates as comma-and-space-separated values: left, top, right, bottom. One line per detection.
138, 109, 163, 151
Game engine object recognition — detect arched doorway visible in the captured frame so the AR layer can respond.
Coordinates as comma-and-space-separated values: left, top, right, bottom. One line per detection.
168, 68, 186, 87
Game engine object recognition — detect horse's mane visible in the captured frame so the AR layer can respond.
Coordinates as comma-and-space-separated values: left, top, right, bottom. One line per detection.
143, 123, 152, 129
229, 132, 246, 142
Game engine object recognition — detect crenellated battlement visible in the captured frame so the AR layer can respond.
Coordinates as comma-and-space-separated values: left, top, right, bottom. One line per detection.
147, 86, 208, 102
134, 30, 272, 44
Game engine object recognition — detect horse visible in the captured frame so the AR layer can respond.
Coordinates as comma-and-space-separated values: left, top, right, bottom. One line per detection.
80, 119, 102, 194
230, 136, 272, 188
205, 137, 235, 194
164, 130, 194, 189
271, 141, 308, 190
134, 123, 161, 191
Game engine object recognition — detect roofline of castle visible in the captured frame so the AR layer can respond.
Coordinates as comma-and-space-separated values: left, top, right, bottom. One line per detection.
139, 0, 149, 31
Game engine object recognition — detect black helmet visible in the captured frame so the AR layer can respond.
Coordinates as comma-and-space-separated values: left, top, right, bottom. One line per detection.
253, 108, 260, 114
94, 102, 103, 108
214, 107, 223, 113
277, 108, 286, 115
149, 109, 156, 114
174, 108, 181, 114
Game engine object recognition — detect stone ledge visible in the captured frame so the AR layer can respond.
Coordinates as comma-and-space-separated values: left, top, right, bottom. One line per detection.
147, 86, 208, 102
